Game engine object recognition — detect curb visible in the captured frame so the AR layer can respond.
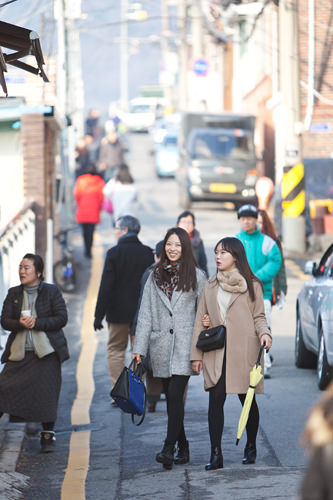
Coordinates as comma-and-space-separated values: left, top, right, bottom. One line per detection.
0, 414, 29, 500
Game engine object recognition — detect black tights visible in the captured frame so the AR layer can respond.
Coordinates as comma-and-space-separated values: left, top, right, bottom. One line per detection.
208, 363, 259, 448
162, 375, 189, 446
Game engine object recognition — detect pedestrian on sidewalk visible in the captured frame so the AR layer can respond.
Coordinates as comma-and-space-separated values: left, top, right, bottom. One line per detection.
300, 382, 333, 500
98, 130, 126, 181
257, 209, 287, 308
132, 227, 206, 470
191, 237, 271, 470
103, 164, 138, 224
0, 254, 69, 453
130, 240, 164, 413
235, 204, 281, 379
177, 210, 208, 276
93, 216, 154, 397
73, 163, 105, 259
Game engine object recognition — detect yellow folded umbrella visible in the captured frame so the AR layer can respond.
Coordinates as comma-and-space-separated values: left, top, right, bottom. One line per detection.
236, 345, 264, 445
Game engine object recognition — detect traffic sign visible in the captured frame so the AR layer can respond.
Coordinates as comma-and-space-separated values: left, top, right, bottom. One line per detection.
192, 58, 209, 76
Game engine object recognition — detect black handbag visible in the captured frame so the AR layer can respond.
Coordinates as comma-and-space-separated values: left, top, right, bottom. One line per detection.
110, 359, 147, 426
196, 325, 226, 352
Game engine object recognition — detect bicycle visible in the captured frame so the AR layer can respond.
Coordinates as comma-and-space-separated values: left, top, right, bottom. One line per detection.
53, 228, 76, 293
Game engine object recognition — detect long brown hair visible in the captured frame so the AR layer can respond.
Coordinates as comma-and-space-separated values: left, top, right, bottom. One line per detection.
214, 237, 263, 301
258, 209, 278, 241
156, 227, 198, 292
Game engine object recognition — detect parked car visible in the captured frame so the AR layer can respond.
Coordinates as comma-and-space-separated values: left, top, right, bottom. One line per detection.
176, 112, 258, 209
295, 243, 333, 389
150, 113, 181, 152
154, 131, 179, 178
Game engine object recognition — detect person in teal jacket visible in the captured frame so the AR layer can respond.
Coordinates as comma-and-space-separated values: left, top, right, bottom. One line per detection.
235, 204, 281, 378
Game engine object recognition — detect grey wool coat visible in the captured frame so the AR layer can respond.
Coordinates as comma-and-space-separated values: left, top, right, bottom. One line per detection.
133, 268, 206, 378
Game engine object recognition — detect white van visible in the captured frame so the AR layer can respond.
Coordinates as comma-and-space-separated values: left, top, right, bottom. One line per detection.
122, 97, 166, 132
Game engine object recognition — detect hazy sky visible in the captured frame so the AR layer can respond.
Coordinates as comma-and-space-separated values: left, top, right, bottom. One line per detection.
1, 0, 162, 115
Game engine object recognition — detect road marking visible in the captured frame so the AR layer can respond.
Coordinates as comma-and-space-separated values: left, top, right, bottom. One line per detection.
61, 235, 103, 500
285, 259, 309, 280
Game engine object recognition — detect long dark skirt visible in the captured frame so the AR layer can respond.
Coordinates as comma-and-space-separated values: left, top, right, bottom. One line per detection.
0, 351, 61, 422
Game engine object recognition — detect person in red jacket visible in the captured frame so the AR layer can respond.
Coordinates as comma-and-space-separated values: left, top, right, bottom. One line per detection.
73, 164, 105, 258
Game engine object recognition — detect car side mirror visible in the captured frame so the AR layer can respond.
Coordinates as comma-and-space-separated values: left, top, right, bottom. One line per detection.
304, 261, 316, 275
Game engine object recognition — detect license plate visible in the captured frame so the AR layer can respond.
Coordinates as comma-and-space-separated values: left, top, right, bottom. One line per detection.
209, 183, 237, 193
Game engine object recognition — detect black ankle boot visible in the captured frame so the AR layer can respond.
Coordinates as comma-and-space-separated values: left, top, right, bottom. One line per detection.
40, 431, 56, 453
174, 440, 189, 465
205, 446, 223, 470
242, 442, 256, 464
156, 441, 175, 469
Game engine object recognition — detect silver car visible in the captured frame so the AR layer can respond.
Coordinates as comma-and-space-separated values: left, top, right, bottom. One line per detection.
295, 243, 333, 390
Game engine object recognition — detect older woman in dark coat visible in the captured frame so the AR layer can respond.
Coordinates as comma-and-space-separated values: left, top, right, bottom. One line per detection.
0, 253, 69, 452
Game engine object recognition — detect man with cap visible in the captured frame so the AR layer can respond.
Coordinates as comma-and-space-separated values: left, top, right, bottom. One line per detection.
235, 204, 282, 378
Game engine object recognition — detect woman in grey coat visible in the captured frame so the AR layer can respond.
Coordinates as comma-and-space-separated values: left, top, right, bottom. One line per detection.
132, 227, 206, 469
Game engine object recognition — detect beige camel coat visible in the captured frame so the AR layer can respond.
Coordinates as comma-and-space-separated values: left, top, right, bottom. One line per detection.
190, 278, 270, 393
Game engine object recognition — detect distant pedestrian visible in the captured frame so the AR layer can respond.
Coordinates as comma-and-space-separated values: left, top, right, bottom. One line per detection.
132, 227, 206, 470
131, 240, 164, 413
300, 383, 333, 500
0, 254, 69, 453
98, 131, 126, 181
191, 237, 271, 470
177, 210, 208, 276
94, 216, 154, 396
257, 209, 287, 308
74, 138, 91, 178
103, 164, 138, 223
235, 204, 281, 379
73, 164, 105, 259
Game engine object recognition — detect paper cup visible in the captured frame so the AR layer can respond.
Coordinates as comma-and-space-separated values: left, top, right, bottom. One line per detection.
21, 310, 31, 317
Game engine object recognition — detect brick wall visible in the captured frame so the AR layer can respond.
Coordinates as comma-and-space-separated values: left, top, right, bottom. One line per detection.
21, 114, 46, 259
299, 0, 333, 158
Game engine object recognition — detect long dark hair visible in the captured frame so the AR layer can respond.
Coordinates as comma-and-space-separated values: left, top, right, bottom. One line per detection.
214, 237, 263, 301
156, 227, 198, 292
258, 209, 278, 241
23, 253, 45, 281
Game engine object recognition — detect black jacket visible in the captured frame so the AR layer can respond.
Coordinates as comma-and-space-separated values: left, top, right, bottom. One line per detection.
191, 229, 208, 276
1, 281, 69, 363
94, 234, 154, 323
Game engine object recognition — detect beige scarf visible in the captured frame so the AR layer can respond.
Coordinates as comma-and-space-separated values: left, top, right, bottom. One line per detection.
9, 290, 55, 361
216, 268, 247, 324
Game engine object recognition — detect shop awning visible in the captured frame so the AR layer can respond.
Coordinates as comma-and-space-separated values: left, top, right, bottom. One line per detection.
0, 20, 49, 96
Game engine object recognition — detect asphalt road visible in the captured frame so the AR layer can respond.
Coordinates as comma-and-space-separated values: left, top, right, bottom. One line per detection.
2, 133, 323, 500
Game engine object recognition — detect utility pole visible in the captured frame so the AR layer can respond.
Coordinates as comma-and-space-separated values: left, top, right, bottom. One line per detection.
120, 0, 129, 110
178, 0, 188, 110
278, 0, 306, 253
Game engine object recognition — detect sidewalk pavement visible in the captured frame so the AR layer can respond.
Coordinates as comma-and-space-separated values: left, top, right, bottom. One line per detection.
0, 251, 311, 500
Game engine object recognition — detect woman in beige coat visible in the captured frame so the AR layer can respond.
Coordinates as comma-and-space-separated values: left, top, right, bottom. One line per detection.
191, 237, 272, 470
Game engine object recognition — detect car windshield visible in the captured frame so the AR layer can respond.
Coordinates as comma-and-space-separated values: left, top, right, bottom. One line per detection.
130, 104, 152, 113
188, 128, 254, 160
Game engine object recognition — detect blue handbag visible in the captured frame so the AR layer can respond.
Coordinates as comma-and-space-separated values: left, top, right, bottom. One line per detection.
110, 359, 146, 425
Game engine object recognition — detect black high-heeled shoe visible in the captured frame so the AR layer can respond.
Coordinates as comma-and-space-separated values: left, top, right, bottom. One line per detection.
174, 440, 190, 465
242, 443, 257, 464
205, 446, 223, 470
156, 441, 175, 469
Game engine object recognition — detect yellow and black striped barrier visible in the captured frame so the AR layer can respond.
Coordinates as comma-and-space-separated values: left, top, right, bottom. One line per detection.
281, 163, 305, 217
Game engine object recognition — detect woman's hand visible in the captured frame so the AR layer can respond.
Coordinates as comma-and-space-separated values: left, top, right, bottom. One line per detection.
131, 353, 142, 364
261, 334, 272, 350
192, 360, 203, 374
202, 314, 210, 328
19, 316, 36, 329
